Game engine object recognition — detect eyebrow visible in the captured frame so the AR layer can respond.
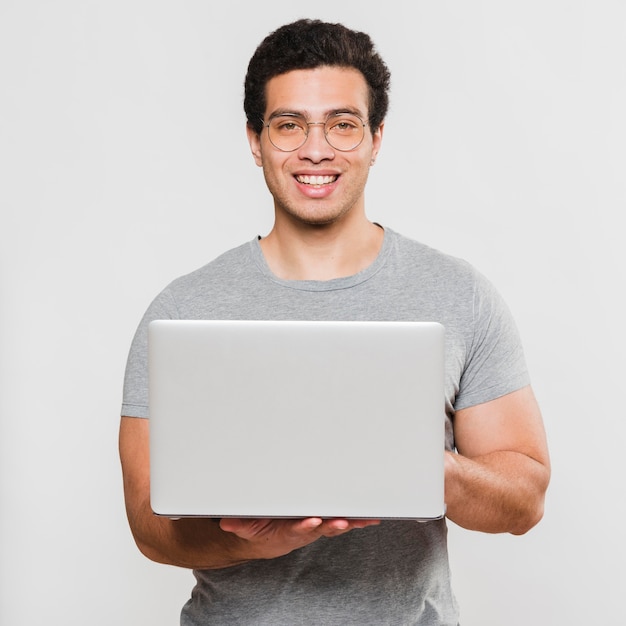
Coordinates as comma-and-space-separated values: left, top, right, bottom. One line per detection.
267, 107, 366, 120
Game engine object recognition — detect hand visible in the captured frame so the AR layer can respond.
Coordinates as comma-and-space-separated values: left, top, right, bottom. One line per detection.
219, 517, 380, 560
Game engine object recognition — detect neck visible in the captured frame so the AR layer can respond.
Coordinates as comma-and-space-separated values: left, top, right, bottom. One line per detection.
259, 218, 384, 281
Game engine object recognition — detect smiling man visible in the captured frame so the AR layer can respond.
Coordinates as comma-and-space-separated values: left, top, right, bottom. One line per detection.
250, 65, 385, 280
119, 19, 550, 625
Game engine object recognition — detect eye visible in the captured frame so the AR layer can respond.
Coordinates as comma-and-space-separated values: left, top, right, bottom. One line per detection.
271, 116, 306, 134
327, 115, 361, 134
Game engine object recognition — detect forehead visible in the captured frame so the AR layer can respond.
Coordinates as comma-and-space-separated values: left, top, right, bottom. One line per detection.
264, 66, 370, 118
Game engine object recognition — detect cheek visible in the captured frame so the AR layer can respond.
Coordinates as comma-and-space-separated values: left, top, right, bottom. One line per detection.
261, 159, 288, 194
261, 153, 288, 179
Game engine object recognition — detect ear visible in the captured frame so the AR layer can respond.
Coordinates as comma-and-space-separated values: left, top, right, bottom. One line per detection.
370, 122, 384, 164
246, 124, 263, 167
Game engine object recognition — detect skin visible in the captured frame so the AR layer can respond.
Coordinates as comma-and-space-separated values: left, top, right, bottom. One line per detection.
119, 66, 550, 570
247, 67, 385, 281
445, 385, 550, 535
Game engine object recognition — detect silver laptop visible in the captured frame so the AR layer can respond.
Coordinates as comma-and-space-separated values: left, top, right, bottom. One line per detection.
148, 319, 445, 520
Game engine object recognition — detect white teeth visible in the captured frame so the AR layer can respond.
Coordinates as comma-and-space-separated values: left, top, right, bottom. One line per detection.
296, 175, 337, 185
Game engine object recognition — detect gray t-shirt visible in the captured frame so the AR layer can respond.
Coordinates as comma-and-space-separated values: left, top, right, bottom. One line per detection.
122, 227, 529, 625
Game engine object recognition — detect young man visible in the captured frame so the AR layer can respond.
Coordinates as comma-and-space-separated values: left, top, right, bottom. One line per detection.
119, 19, 550, 625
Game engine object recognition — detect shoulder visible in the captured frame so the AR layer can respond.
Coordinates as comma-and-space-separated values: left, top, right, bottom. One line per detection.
384, 228, 481, 288
140, 239, 259, 319
166, 239, 256, 292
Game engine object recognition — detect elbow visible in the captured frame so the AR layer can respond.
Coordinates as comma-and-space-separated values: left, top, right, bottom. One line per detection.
125, 510, 179, 566
130, 529, 173, 565
509, 500, 545, 535
509, 472, 550, 535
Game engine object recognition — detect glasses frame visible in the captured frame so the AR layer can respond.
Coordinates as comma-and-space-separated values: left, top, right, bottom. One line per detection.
262, 112, 368, 153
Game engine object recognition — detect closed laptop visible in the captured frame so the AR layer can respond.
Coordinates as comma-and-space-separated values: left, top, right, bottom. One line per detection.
148, 319, 446, 520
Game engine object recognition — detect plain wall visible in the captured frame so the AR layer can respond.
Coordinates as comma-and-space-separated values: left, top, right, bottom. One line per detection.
1, 1, 624, 624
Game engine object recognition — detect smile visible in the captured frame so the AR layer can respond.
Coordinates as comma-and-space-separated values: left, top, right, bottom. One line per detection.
295, 175, 338, 186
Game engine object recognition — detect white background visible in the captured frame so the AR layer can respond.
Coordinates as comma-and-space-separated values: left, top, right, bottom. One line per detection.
1, 1, 624, 624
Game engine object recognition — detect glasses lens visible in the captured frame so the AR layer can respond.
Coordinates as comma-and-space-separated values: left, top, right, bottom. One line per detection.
325, 114, 365, 151
267, 116, 307, 151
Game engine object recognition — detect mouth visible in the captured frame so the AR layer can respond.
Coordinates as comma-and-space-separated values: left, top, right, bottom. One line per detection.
295, 174, 338, 187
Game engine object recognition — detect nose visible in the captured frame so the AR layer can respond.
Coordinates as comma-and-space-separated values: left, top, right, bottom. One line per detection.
297, 122, 335, 162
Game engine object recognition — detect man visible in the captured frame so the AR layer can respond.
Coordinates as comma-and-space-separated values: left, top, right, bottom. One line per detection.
119, 19, 550, 625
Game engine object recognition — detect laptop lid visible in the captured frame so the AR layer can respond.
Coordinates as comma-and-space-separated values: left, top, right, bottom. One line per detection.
148, 319, 445, 521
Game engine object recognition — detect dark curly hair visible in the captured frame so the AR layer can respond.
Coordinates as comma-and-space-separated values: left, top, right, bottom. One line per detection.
244, 19, 391, 135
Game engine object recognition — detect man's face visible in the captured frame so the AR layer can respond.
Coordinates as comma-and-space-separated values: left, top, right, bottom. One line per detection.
247, 66, 383, 227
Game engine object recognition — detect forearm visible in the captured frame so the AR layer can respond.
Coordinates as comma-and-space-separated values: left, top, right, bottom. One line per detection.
127, 497, 252, 570
126, 496, 376, 570
444, 449, 549, 535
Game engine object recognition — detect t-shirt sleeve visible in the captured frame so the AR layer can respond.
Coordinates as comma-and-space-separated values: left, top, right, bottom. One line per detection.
453, 270, 530, 411
121, 288, 180, 418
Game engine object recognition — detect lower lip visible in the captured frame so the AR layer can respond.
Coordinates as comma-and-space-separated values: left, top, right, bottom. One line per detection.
295, 178, 338, 198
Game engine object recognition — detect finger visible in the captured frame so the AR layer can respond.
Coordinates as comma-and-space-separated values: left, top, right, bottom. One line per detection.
318, 518, 380, 536
324, 519, 350, 531
218, 518, 239, 533
220, 517, 322, 540
293, 517, 324, 531
219, 517, 267, 538
349, 519, 381, 529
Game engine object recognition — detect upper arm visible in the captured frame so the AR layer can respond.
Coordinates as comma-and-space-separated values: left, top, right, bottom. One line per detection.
453, 385, 550, 471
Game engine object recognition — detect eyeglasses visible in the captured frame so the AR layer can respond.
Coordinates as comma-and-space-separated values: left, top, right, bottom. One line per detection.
263, 112, 368, 152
